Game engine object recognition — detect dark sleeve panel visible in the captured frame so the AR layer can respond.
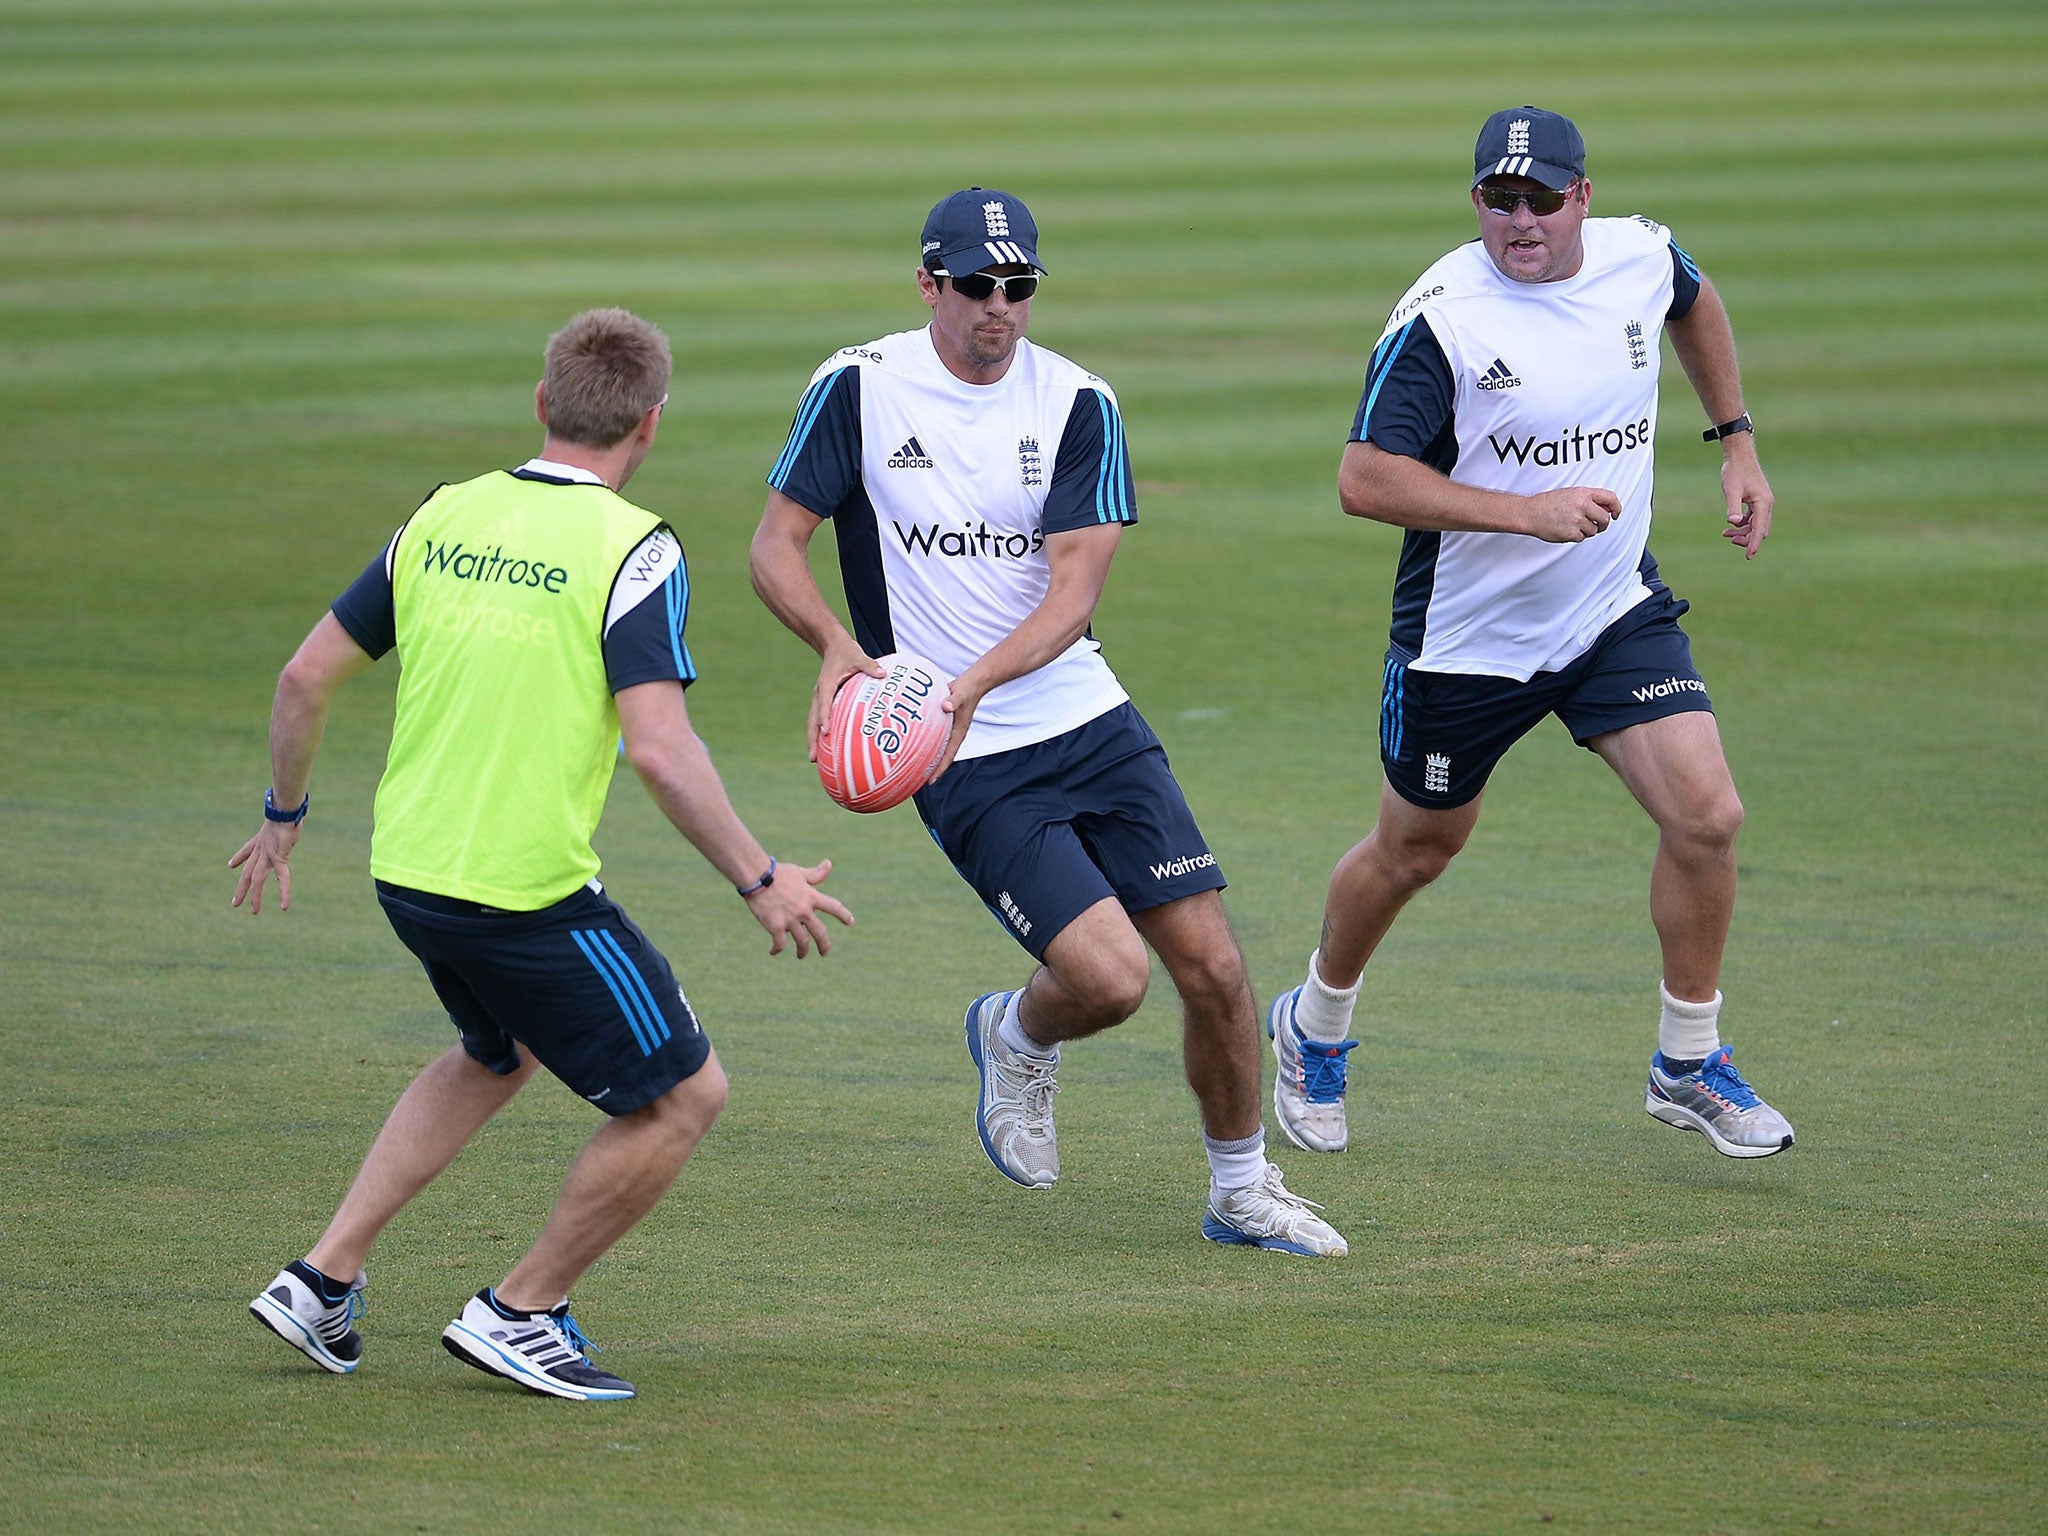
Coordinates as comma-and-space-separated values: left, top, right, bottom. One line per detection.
330, 532, 399, 658
1042, 388, 1137, 533
1351, 318, 1455, 459
604, 533, 697, 693
1667, 240, 1703, 321
766, 367, 860, 518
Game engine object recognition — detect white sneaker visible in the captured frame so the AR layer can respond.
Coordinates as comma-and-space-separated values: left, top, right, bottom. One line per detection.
964, 990, 1058, 1188
1201, 1163, 1348, 1257
1647, 1045, 1795, 1158
441, 1290, 635, 1401
1268, 986, 1358, 1153
249, 1262, 365, 1373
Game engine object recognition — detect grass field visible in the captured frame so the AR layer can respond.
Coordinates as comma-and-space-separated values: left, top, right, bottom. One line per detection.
3, 1, 2045, 1531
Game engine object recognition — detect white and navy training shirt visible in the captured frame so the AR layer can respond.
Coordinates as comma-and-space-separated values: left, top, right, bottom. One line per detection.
331, 459, 698, 692
768, 327, 1138, 760
1355, 216, 1703, 681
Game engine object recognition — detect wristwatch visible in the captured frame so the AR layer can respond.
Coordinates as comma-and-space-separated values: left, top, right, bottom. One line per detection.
1702, 413, 1754, 443
264, 788, 310, 825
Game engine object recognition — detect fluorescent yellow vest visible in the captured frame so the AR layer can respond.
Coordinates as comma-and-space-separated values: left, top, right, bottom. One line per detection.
371, 470, 662, 909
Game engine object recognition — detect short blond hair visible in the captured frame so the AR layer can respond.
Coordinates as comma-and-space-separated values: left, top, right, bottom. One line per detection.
541, 308, 672, 448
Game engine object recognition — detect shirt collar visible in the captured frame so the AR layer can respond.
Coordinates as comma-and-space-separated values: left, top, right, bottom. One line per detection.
515, 457, 607, 486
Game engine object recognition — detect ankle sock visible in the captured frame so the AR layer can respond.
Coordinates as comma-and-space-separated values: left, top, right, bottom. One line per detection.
1293, 950, 1361, 1044
1205, 1129, 1267, 1196
289, 1259, 357, 1305
482, 1287, 536, 1320
998, 990, 1056, 1059
1658, 981, 1722, 1063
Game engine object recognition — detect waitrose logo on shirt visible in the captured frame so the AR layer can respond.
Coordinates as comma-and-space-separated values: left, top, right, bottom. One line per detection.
417, 539, 570, 593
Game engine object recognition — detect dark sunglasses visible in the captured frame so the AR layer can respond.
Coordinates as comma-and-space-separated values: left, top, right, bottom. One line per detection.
1477, 181, 1579, 216
939, 271, 1040, 302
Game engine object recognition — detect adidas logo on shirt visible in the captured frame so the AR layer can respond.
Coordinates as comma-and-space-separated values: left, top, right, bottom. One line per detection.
1476, 358, 1523, 392
887, 436, 935, 469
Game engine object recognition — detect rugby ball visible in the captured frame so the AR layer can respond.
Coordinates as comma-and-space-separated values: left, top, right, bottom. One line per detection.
817, 652, 953, 813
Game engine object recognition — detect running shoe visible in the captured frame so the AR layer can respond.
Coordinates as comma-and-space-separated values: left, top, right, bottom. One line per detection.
1202, 1163, 1348, 1257
1646, 1044, 1795, 1158
1267, 985, 1357, 1153
249, 1261, 365, 1374
965, 990, 1058, 1188
441, 1290, 635, 1401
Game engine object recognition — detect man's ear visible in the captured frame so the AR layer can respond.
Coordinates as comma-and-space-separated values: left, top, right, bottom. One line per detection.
534, 381, 549, 428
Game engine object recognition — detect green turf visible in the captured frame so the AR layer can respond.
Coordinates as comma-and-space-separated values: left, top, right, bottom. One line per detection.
3, 0, 2044, 1530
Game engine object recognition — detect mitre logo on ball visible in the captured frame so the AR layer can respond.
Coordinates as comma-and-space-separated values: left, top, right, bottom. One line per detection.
817, 652, 953, 813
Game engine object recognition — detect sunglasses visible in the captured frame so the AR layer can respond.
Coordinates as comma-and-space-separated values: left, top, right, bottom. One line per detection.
937, 271, 1040, 302
1477, 181, 1580, 216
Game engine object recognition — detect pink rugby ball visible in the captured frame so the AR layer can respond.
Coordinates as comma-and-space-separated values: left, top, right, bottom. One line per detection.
817, 652, 953, 813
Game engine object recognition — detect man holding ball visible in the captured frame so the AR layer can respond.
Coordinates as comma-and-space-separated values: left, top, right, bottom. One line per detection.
751, 188, 1347, 1257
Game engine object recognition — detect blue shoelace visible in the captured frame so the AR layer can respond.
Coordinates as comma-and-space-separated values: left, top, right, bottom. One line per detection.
1697, 1049, 1761, 1110
552, 1309, 599, 1357
1299, 1036, 1359, 1104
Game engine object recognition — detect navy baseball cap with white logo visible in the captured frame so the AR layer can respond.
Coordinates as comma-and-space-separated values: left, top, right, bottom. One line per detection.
1472, 106, 1586, 190
920, 187, 1046, 277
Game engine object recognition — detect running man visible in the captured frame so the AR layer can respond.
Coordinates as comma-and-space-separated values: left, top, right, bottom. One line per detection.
236, 308, 850, 1399
1270, 108, 1796, 1161
750, 188, 1346, 1256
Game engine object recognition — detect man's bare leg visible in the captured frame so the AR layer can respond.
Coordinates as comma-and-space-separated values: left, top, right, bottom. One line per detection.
1588, 711, 1742, 1004
306, 1045, 539, 1281
494, 1053, 730, 1310
1130, 890, 1260, 1141
1016, 896, 1151, 1046
1317, 778, 1486, 989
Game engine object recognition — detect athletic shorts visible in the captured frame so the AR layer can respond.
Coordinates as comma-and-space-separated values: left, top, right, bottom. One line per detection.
1381, 589, 1713, 810
376, 880, 711, 1116
913, 701, 1227, 960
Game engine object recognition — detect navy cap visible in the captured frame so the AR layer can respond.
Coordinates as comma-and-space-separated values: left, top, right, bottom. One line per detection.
920, 188, 1045, 277
1472, 106, 1586, 191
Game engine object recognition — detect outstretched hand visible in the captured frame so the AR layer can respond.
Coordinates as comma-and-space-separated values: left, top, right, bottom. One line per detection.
229, 821, 301, 914
742, 857, 853, 957
808, 643, 887, 762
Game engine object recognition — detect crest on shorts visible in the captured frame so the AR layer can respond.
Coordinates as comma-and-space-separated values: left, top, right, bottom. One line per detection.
1424, 753, 1452, 795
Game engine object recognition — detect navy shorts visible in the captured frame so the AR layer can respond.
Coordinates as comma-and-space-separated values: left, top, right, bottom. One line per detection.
377, 880, 711, 1116
1381, 589, 1713, 809
913, 701, 1227, 960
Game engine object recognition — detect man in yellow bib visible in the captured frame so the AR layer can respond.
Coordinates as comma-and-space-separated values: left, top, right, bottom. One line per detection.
232, 308, 850, 1401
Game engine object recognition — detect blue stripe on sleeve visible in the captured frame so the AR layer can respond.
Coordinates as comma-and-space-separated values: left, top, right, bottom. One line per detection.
1359, 319, 1416, 435
1092, 392, 1135, 523
663, 565, 695, 682
1671, 239, 1701, 284
768, 369, 847, 488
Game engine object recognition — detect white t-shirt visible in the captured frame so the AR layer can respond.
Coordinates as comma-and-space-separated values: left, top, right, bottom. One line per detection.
1354, 216, 1701, 681
768, 326, 1139, 759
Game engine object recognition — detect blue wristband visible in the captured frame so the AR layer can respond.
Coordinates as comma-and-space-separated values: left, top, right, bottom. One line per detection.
736, 858, 777, 897
264, 788, 310, 826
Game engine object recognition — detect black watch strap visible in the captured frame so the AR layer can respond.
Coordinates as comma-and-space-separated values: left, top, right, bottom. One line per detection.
264, 788, 310, 825
1702, 413, 1754, 443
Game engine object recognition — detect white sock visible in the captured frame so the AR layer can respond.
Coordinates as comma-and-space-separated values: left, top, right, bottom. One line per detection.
998, 990, 1055, 1059
1292, 949, 1361, 1044
1659, 982, 1722, 1063
1205, 1129, 1267, 1197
